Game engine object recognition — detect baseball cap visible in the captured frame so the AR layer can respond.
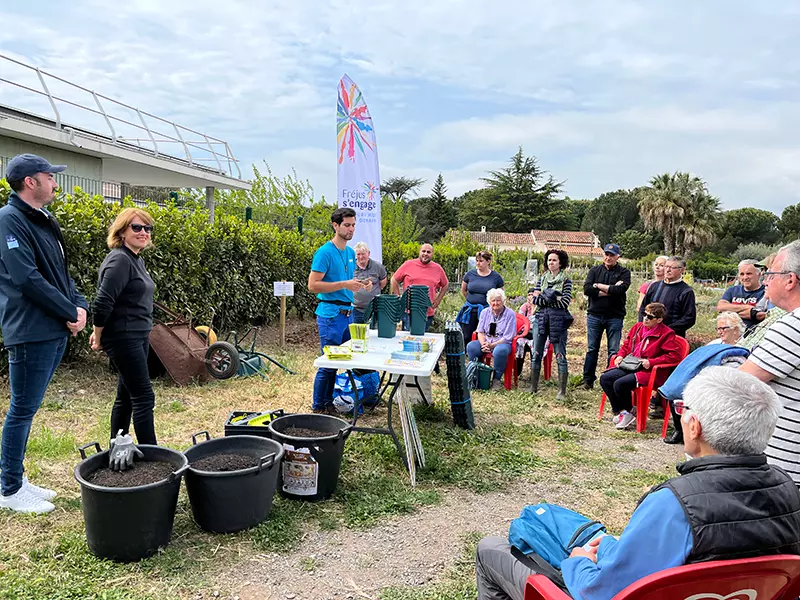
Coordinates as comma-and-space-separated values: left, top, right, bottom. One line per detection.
604, 243, 621, 256
5, 154, 67, 181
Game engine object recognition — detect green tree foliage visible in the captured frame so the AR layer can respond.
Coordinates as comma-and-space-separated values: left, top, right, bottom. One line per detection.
380, 176, 425, 202
381, 195, 425, 271
718, 208, 781, 249
731, 242, 782, 264
615, 230, 662, 259
564, 198, 591, 231
207, 163, 334, 235
781, 203, 800, 241
410, 174, 458, 241
581, 189, 642, 245
638, 172, 720, 257
455, 148, 567, 232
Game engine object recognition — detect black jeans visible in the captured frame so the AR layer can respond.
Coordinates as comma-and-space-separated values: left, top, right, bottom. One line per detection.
104, 335, 157, 445
599, 368, 638, 413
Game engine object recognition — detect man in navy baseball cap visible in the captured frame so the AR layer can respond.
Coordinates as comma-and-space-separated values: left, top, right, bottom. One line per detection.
5, 153, 67, 182
604, 243, 621, 256
0, 153, 87, 514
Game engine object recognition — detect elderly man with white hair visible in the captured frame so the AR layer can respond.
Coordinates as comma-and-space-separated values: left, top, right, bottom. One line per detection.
466, 288, 516, 390
475, 367, 800, 600
717, 258, 766, 331
352, 241, 387, 324
741, 240, 800, 485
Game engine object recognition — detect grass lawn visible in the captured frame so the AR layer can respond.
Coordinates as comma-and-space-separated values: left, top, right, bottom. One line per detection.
0, 293, 719, 600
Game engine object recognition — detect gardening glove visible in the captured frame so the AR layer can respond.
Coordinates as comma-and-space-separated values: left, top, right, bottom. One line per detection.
109, 430, 144, 471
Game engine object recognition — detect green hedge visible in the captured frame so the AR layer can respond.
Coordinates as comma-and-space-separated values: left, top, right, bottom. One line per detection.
0, 185, 323, 355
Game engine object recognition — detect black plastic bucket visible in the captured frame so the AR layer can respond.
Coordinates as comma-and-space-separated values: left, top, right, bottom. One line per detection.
74, 442, 189, 562
183, 431, 284, 533
268, 414, 351, 501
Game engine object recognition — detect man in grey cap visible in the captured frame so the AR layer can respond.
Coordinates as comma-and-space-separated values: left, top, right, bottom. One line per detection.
0, 154, 88, 514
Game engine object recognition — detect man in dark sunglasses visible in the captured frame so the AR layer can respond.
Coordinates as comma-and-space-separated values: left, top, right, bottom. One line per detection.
0, 155, 89, 514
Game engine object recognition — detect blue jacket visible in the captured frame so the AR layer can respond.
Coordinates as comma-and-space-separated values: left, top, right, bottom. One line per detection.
658, 343, 750, 401
0, 193, 88, 345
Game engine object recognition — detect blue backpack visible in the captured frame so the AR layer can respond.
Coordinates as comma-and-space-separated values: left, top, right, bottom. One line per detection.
508, 503, 606, 568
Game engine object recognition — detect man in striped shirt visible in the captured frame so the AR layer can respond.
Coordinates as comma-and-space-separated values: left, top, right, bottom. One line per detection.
741, 240, 800, 484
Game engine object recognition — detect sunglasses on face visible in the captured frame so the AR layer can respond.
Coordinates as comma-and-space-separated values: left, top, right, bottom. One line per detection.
643, 313, 657, 320
130, 224, 154, 234
716, 325, 731, 332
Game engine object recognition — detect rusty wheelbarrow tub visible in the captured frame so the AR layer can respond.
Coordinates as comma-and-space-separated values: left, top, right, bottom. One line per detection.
148, 303, 212, 386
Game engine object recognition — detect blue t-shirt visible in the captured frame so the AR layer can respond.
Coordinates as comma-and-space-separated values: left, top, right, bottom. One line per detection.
722, 284, 765, 326
311, 241, 355, 318
462, 269, 505, 305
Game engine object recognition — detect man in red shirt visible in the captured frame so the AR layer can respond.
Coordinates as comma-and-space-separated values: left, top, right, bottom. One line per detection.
390, 243, 449, 332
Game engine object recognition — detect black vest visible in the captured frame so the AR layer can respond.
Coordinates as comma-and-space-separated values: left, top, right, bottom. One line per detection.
644, 455, 800, 563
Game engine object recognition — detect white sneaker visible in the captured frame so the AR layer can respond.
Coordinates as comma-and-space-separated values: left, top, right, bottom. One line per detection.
0, 486, 55, 514
23, 476, 57, 501
616, 410, 636, 430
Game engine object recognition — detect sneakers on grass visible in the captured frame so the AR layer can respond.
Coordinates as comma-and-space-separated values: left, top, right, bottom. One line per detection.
615, 410, 636, 430
612, 413, 621, 425
24, 476, 57, 501
0, 486, 55, 514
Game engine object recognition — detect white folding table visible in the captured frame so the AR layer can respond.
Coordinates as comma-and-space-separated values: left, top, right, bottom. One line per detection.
313, 330, 445, 470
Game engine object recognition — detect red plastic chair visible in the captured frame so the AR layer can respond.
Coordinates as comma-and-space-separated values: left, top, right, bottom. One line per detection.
598, 337, 690, 433
524, 554, 800, 600
472, 313, 530, 390
543, 343, 554, 381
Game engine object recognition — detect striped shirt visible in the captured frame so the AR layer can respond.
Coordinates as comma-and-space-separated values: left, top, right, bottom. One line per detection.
750, 308, 800, 484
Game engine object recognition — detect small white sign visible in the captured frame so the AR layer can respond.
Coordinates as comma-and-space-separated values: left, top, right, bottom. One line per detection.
273, 281, 295, 297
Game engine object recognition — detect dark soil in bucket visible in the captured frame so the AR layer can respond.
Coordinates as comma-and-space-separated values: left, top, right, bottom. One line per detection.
283, 426, 328, 438
191, 453, 258, 472
87, 461, 174, 488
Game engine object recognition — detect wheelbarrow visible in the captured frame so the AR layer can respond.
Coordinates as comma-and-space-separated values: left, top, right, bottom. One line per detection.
148, 303, 215, 386
205, 327, 297, 380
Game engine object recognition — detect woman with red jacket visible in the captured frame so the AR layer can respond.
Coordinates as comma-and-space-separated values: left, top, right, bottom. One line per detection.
600, 302, 682, 430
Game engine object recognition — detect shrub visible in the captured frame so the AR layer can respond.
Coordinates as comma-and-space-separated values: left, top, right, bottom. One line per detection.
1, 184, 321, 357
731, 242, 782, 264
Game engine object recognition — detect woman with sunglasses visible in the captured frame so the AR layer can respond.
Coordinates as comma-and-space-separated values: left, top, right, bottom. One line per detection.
599, 302, 683, 429
91, 208, 157, 448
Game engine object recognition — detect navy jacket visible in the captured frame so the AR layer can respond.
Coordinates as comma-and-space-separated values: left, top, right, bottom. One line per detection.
0, 193, 88, 345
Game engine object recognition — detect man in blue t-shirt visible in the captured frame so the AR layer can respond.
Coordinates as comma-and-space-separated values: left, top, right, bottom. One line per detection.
307, 207, 371, 413
717, 259, 766, 330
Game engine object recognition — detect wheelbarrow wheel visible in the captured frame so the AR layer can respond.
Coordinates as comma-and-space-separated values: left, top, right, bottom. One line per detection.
205, 342, 240, 379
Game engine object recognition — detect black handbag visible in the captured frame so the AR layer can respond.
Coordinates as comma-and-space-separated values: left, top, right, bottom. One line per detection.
618, 355, 644, 372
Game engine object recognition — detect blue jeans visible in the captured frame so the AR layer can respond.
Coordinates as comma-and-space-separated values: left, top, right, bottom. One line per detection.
532, 329, 568, 375
402, 313, 434, 333
313, 312, 353, 409
1, 336, 67, 496
583, 314, 624, 384
467, 340, 512, 379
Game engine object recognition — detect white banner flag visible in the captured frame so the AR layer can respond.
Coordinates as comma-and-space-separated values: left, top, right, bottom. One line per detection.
337, 74, 382, 262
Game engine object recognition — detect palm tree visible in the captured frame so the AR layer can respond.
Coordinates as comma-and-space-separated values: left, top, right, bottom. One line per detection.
638, 172, 719, 256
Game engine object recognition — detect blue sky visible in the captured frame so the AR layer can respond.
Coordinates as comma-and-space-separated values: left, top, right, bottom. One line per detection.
2, 1, 799, 214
